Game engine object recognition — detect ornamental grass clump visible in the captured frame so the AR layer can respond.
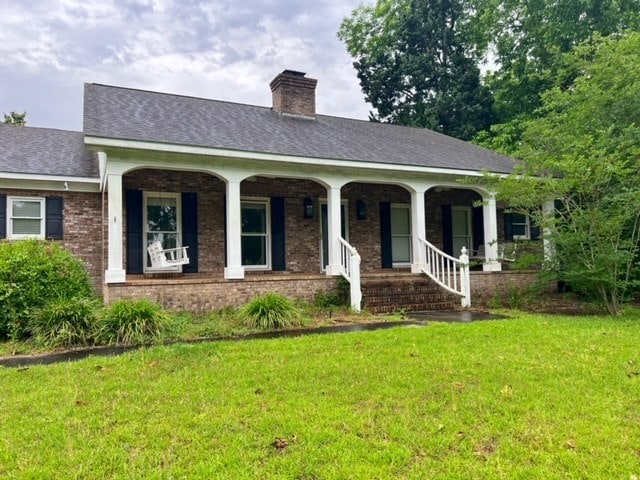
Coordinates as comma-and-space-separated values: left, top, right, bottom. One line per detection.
240, 293, 300, 330
94, 299, 172, 345
28, 297, 99, 348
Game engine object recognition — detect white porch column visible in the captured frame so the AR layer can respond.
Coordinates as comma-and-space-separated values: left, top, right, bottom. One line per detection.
105, 173, 126, 283
542, 199, 556, 269
325, 185, 343, 276
482, 194, 502, 272
224, 179, 245, 279
410, 188, 426, 273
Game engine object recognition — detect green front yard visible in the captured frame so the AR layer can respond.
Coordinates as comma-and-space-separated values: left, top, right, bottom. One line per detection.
1, 311, 639, 479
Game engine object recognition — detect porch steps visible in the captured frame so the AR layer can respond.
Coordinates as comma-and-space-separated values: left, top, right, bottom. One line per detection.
362, 277, 459, 314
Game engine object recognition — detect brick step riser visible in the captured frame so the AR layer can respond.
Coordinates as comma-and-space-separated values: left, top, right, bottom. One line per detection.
364, 294, 457, 305
362, 287, 443, 295
367, 302, 457, 314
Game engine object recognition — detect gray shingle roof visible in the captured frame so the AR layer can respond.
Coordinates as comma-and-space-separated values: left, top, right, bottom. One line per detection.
0, 124, 99, 178
84, 83, 516, 174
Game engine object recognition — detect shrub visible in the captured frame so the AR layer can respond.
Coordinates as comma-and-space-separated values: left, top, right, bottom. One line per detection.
0, 240, 95, 340
240, 293, 300, 330
313, 289, 343, 309
94, 299, 172, 345
28, 298, 99, 347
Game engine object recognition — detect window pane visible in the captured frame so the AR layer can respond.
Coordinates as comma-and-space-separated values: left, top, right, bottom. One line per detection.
242, 236, 266, 266
12, 200, 41, 218
147, 197, 177, 232
13, 218, 42, 235
147, 233, 177, 250
512, 225, 527, 237
242, 203, 267, 234
392, 236, 411, 263
391, 207, 410, 235
511, 213, 527, 224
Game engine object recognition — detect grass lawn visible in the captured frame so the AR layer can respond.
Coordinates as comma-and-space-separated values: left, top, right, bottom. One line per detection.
1, 311, 639, 479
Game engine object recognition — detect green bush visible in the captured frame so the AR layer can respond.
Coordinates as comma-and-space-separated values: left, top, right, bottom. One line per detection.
94, 299, 172, 345
28, 298, 99, 347
240, 293, 300, 330
313, 289, 343, 309
0, 239, 95, 340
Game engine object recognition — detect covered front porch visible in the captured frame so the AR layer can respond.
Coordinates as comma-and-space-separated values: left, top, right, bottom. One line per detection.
100, 154, 543, 311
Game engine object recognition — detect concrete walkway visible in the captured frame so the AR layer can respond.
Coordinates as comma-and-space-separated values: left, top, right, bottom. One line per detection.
0, 311, 506, 368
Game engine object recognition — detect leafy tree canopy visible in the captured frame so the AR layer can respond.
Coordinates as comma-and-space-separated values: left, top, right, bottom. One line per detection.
479, 0, 640, 125
340, 0, 640, 142
2, 111, 27, 126
339, 0, 492, 140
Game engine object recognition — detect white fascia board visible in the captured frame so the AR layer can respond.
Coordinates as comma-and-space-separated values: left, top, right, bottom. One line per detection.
85, 136, 507, 179
0, 173, 101, 192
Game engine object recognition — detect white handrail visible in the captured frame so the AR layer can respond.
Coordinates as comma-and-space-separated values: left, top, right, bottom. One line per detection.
417, 237, 471, 307
338, 237, 362, 312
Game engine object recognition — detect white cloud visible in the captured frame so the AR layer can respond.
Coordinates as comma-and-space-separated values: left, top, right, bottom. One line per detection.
0, 0, 370, 130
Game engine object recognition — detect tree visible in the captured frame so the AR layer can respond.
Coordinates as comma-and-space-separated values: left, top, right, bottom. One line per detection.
476, 0, 640, 142
2, 111, 27, 126
338, 0, 492, 140
486, 33, 640, 315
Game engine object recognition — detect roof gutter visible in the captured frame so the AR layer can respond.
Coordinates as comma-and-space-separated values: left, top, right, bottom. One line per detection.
84, 136, 510, 179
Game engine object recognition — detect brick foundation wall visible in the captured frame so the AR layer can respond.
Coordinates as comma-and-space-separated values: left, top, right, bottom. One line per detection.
469, 270, 551, 305
105, 275, 341, 312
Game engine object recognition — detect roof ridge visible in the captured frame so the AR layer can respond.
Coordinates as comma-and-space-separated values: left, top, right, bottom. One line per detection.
86, 82, 274, 112
0, 123, 82, 135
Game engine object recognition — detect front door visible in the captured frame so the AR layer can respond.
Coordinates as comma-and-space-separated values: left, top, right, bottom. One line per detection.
320, 202, 348, 271
451, 206, 472, 256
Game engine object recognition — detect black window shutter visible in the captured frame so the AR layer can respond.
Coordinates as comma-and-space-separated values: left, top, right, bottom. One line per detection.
0, 195, 6, 239
271, 197, 286, 271
182, 192, 199, 273
126, 189, 144, 274
380, 202, 392, 268
472, 206, 484, 252
442, 205, 453, 256
530, 218, 541, 240
504, 213, 514, 241
45, 197, 64, 240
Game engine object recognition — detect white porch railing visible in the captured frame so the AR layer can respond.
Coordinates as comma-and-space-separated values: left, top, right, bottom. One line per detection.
417, 237, 471, 308
338, 237, 362, 312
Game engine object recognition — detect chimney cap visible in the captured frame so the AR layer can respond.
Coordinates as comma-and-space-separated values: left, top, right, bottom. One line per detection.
281, 69, 306, 77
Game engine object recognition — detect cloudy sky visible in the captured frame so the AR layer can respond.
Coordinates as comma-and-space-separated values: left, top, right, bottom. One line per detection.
0, 0, 371, 132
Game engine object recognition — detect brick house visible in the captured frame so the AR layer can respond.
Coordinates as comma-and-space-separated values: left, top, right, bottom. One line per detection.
0, 70, 548, 312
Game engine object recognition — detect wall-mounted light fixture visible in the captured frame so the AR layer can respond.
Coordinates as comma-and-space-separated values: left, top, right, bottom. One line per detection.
356, 199, 367, 220
303, 197, 314, 219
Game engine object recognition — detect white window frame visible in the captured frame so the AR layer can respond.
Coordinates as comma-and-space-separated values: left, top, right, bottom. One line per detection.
7, 196, 45, 239
391, 203, 412, 267
510, 213, 531, 240
241, 197, 271, 271
143, 192, 182, 273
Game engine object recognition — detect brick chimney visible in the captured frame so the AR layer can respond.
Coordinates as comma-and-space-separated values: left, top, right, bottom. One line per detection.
270, 70, 318, 117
